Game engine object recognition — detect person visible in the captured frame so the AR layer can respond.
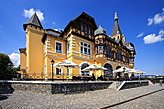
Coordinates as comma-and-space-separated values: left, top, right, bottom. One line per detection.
159, 79, 163, 86
117, 75, 119, 81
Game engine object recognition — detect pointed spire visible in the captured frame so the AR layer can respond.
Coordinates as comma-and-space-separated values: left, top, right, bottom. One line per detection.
23, 12, 43, 30
114, 12, 118, 20
111, 12, 122, 36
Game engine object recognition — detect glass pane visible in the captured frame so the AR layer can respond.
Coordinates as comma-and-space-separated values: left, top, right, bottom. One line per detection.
81, 46, 83, 53
81, 42, 83, 45
88, 49, 90, 55
56, 42, 62, 53
84, 48, 87, 54
56, 68, 61, 75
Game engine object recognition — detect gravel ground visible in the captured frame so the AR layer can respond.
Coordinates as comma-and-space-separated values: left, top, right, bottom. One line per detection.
0, 84, 163, 109
110, 90, 164, 109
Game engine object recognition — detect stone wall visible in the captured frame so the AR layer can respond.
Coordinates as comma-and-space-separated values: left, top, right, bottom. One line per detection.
117, 80, 149, 90
0, 81, 113, 94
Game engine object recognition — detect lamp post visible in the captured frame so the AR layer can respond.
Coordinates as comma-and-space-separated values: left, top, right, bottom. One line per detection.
51, 59, 55, 81
121, 67, 125, 81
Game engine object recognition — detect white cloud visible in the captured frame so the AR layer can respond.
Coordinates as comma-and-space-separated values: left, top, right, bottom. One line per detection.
159, 29, 164, 35
53, 28, 64, 32
9, 52, 20, 67
143, 29, 164, 44
147, 8, 164, 25
23, 8, 44, 22
136, 32, 144, 38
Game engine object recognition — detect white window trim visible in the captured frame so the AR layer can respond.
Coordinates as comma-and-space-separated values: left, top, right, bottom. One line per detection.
67, 41, 70, 54
80, 41, 92, 55
55, 40, 63, 54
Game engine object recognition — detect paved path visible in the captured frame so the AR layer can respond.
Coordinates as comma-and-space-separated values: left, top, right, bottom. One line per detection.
0, 84, 164, 109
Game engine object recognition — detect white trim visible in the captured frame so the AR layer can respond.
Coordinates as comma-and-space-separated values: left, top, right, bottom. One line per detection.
55, 40, 63, 54
80, 40, 92, 56
47, 50, 66, 55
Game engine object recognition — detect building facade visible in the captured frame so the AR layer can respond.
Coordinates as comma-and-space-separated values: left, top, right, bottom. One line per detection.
19, 12, 136, 80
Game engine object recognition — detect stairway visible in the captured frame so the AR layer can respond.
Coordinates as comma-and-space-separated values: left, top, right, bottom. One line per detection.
108, 81, 123, 90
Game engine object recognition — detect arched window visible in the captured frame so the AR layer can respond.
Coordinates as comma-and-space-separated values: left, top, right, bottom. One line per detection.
116, 66, 121, 70
104, 63, 113, 77
81, 63, 89, 76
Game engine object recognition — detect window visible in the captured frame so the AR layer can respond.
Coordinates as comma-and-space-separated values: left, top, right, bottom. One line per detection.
106, 46, 110, 58
80, 41, 92, 55
125, 56, 129, 63
130, 57, 134, 63
66, 68, 69, 76
117, 51, 122, 61
56, 68, 61, 75
98, 46, 104, 54
110, 51, 114, 59
67, 42, 70, 54
56, 42, 62, 53
81, 63, 89, 76
81, 22, 91, 37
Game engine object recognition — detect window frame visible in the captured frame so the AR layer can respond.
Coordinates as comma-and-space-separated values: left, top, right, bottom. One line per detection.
55, 41, 63, 53
80, 41, 92, 55
56, 68, 62, 75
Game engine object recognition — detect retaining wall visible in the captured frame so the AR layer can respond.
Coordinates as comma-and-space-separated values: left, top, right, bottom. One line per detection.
117, 80, 149, 90
0, 81, 113, 94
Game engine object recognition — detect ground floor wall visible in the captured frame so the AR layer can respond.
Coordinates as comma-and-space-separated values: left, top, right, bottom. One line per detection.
20, 53, 132, 80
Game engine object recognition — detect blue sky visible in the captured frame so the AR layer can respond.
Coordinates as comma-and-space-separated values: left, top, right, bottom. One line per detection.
0, 0, 164, 75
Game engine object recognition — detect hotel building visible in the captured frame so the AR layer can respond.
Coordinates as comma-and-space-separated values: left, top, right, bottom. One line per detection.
19, 12, 136, 79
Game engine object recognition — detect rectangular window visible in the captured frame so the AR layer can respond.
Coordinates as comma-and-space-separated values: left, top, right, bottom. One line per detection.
56, 68, 61, 75
117, 51, 122, 61
67, 42, 70, 54
110, 51, 114, 59
56, 42, 62, 53
125, 56, 129, 63
98, 46, 104, 54
66, 68, 69, 76
80, 41, 92, 55
106, 46, 110, 58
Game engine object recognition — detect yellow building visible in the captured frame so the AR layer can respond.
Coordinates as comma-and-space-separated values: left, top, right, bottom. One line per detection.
19, 12, 136, 80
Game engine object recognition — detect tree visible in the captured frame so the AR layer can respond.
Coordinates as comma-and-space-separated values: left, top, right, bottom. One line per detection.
0, 53, 16, 79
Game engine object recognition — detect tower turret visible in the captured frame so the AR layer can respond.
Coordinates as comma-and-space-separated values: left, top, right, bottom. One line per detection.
23, 13, 43, 30
111, 12, 125, 44
94, 26, 107, 58
22, 13, 44, 79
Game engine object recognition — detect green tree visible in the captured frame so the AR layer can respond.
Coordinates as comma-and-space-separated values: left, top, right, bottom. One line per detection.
0, 53, 16, 79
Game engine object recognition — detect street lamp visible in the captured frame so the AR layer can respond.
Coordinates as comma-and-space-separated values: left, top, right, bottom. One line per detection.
51, 59, 55, 81
123, 67, 126, 81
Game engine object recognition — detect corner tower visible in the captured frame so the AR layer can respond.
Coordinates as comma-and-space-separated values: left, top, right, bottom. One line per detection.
22, 13, 44, 79
94, 26, 107, 58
